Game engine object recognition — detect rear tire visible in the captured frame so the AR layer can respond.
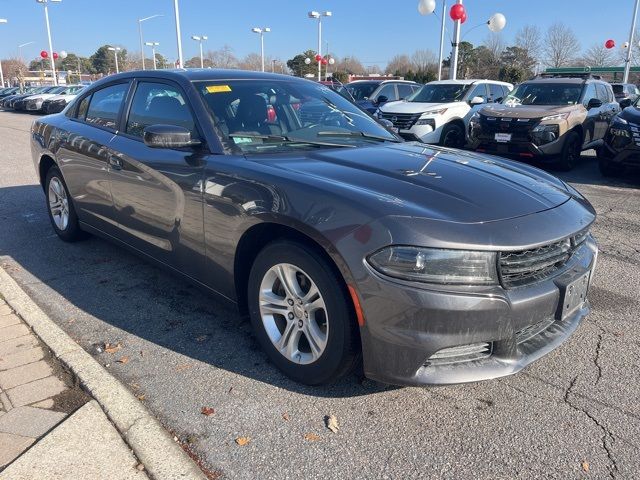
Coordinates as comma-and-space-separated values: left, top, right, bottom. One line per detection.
556, 131, 581, 171
247, 240, 360, 385
440, 122, 465, 149
45, 166, 87, 242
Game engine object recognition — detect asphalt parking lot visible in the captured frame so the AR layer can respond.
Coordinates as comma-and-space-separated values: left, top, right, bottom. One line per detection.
0, 110, 639, 479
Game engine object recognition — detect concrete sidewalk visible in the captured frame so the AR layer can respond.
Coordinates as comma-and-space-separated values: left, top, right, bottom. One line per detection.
0, 298, 147, 479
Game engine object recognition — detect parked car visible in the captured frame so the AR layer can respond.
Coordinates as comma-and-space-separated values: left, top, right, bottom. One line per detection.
339, 80, 421, 114
0, 87, 20, 99
469, 75, 620, 170
41, 86, 85, 114
3, 86, 58, 110
611, 83, 639, 108
1, 87, 39, 108
23, 85, 84, 113
31, 70, 597, 386
598, 96, 640, 176
378, 79, 513, 147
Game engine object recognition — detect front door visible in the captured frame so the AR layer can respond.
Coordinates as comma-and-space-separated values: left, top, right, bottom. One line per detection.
107, 80, 207, 281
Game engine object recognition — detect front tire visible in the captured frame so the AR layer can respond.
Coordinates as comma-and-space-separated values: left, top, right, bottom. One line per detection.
247, 240, 360, 385
45, 166, 87, 242
556, 131, 581, 171
440, 122, 466, 149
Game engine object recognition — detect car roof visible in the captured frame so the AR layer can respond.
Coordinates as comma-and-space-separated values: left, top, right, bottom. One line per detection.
525, 77, 592, 84
427, 79, 512, 86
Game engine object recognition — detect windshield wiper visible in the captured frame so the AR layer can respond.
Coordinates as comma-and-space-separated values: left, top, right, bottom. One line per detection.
316, 131, 400, 143
228, 133, 353, 148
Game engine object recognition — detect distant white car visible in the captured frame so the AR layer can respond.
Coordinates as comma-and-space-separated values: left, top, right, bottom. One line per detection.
41, 85, 86, 114
24, 85, 84, 113
377, 79, 513, 147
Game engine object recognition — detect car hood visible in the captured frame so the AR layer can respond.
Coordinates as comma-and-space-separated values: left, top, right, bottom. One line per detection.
379, 100, 463, 114
619, 106, 640, 124
256, 142, 571, 224
25, 94, 57, 101
480, 103, 581, 119
47, 94, 76, 101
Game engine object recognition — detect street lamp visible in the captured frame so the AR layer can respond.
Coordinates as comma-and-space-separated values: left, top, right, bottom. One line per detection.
138, 14, 163, 71
307, 11, 331, 81
623, 0, 640, 83
18, 41, 36, 62
251, 27, 270, 72
173, 0, 184, 68
36, 0, 62, 86
145, 42, 160, 70
107, 46, 121, 74
191, 35, 208, 68
0, 19, 7, 88
418, 0, 446, 81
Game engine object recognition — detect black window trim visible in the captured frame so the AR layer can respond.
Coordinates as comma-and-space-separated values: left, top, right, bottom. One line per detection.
117, 77, 207, 151
68, 80, 133, 135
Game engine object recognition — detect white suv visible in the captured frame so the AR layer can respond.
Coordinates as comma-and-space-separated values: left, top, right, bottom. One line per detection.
377, 79, 513, 147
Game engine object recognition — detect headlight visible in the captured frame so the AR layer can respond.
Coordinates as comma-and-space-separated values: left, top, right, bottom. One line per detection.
367, 246, 498, 285
613, 116, 628, 125
540, 112, 569, 122
470, 112, 480, 124
421, 108, 448, 116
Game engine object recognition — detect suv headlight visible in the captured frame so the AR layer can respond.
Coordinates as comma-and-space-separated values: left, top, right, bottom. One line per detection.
540, 112, 569, 122
367, 246, 498, 285
470, 112, 480, 124
421, 108, 448, 117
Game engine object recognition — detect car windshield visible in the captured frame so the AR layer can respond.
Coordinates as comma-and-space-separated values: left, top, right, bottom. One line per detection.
503, 83, 583, 106
195, 79, 399, 154
47, 86, 66, 95
612, 85, 624, 95
343, 82, 380, 101
406, 83, 471, 103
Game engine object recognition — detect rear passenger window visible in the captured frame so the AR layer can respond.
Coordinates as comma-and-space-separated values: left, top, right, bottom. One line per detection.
85, 83, 129, 130
125, 82, 197, 139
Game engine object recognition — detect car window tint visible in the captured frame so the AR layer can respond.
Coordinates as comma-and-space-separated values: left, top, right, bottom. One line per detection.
76, 95, 91, 120
488, 84, 504, 102
595, 84, 609, 103
126, 82, 197, 139
397, 84, 414, 100
85, 83, 129, 130
376, 84, 398, 101
582, 84, 597, 105
468, 84, 487, 101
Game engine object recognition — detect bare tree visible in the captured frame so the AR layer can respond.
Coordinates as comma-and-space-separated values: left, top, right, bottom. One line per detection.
334, 56, 365, 75
579, 43, 616, 67
515, 25, 542, 62
205, 45, 239, 69
543, 23, 580, 68
385, 54, 412, 75
411, 49, 438, 72
482, 34, 505, 62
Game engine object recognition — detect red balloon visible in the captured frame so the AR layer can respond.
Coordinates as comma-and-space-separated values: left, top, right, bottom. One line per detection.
40, 50, 48, 59
321, 58, 328, 65
605, 39, 615, 49
460, 11, 467, 24
450, 4, 465, 21
53, 52, 59, 60
315, 54, 322, 62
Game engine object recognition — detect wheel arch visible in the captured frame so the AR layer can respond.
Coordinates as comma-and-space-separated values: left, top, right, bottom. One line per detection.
439, 117, 466, 144
38, 154, 57, 190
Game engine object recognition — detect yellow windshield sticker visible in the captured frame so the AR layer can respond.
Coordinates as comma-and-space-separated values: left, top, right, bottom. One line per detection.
206, 85, 232, 93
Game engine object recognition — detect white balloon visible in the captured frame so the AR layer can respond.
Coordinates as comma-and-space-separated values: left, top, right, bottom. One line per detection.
488, 13, 507, 33
59, 50, 68, 59
418, 0, 436, 16
304, 57, 311, 65
328, 58, 335, 65
623, 42, 630, 49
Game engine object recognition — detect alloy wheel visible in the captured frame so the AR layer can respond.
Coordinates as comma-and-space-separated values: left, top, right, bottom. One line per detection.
258, 263, 329, 365
48, 176, 70, 231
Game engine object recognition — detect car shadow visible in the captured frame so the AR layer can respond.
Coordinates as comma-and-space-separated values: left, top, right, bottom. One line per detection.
0, 184, 393, 399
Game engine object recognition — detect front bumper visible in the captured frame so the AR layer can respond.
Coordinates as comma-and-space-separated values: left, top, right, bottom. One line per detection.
356, 237, 597, 386
602, 125, 640, 166
25, 100, 44, 111
397, 122, 443, 144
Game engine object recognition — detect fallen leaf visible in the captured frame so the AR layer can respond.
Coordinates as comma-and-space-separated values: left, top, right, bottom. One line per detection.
137, 394, 146, 401
228, 386, 234, 394
201, 406, 215, 416
175, 364, 192, 372
117, 356, 130, 364
304, 432, 321, 442
282, 412, 290, 421
582, 461, 589, 472
104, 343, 122, 354
139, 350, 144, 357
235, 436, 250, 446
195, 335, 208, 343
136, 464, 145, 472
325, 414, 339, 433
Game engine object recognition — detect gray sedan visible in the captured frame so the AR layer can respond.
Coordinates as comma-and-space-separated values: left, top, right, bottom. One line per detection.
30, 69, 597, 386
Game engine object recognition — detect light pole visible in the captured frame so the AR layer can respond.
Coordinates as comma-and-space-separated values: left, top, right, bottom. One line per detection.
36, 0, 61, 86
173, 0, 184, 68
138, 14, 163, 71
308, 11, 331, 81
108, 47, 121, 74
624, 0, 640, 83
145, 42, 160, 70
251, 27, 270, 72
0, 19, 7, 88
191, 35, 208, 68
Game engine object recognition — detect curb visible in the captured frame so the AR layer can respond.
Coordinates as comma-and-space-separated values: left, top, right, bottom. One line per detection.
0, 266, 207, 480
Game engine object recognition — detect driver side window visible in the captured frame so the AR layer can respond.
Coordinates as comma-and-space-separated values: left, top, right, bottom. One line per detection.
468, 84, 488, 102
375, 84, 398, 102
582, 84, 597, 106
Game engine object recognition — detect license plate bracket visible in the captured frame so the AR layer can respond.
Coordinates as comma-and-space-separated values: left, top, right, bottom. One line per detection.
557, 271, 590, 320
495, 133, 512, 143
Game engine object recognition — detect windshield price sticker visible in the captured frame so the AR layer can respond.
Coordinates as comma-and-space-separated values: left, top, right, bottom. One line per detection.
206, 85, 232, 93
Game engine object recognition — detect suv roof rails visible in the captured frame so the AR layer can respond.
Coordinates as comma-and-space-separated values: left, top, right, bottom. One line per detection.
536, 73, 602, 80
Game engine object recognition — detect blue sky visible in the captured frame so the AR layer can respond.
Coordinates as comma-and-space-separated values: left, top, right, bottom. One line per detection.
0, 0, 635, 68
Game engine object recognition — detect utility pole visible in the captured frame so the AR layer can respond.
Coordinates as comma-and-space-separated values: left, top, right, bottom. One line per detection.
438, 1, 446, 80
449, 0, 462, 80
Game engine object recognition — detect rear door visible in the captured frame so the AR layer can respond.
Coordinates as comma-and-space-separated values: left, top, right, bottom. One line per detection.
107, 79, 207, 280
56, 81, 130, 235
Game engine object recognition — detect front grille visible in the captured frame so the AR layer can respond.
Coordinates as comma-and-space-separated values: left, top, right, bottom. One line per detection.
499, 231, 589, 288
379, 112, 422, 130
478, 115, 537, 142
426, 342, 493, 366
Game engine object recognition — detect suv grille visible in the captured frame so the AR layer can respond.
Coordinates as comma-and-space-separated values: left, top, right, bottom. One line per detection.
499, 231, 589, 288
479, 116, 537, 142
379, 112, 422, 130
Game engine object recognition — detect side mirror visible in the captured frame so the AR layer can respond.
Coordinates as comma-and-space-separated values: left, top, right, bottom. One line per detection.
376, 95, 389, 105
469, 96, 485, 106
378, 118, 394, 129
587, 98, 602, 110
620, 98, 632, 109
143, 124, 200, 149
